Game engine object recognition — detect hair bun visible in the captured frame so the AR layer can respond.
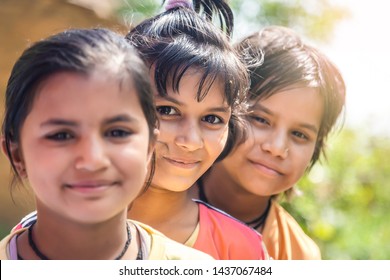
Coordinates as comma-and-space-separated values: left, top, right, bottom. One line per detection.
165, 0, 193, 11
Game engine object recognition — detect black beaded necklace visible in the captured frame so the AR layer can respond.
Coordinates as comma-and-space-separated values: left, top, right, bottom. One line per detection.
27, 221, 132, 260
197, 178, 271, 229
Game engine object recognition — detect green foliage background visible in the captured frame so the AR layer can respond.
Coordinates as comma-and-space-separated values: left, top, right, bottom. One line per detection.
229, 0, 348, 42
282, 127, 390, 259
118, 0, 349, 41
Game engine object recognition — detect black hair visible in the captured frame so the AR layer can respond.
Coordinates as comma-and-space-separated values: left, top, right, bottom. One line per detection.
126, 0, 249, 160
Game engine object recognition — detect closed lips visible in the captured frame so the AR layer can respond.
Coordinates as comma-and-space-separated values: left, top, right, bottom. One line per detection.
249, 159, 284, 175
65, 181, 118, 188
164, 157, 200, 164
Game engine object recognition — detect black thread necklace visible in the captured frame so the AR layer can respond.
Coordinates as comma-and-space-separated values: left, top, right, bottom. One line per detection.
197, 178, 271, 229
244, 200, 271, 229
27, 221, 132, 260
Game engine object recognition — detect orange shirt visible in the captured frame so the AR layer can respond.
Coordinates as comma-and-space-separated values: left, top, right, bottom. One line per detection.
262, 200, 321, 260
193, 201, 268, 260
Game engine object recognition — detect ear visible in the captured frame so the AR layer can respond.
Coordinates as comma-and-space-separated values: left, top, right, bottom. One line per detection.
1, 136, 26, 178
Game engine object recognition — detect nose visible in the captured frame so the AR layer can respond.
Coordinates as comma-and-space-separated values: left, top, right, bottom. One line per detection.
74, 134, 110, 171
174, 118, 204, 151
261, 129, 289, 159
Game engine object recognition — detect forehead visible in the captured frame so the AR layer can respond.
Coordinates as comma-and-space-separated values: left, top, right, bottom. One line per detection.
252, 87, 323, 127
160, 72, 227, 103
29, 71, 144, 121
152, 65, 227, 100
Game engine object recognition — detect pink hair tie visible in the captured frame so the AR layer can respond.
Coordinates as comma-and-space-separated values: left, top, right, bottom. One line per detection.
165, 0, 194, 11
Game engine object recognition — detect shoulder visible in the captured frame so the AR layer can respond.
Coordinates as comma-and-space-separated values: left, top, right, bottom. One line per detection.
263, 201, 321, 260
12, 211, 37, 232
0, 228, 27, 260
270, 202, 315, 238
197, 199, 261, 237
194, 200, 267, 259
131, 220, 213, 260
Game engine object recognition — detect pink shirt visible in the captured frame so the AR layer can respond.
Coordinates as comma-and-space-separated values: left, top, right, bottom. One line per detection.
193, 201, 268, 260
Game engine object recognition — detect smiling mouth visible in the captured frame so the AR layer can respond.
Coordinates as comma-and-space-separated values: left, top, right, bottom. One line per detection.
64, 181, 119, 192
249, 160, 283, 176
163, 157, 200, 169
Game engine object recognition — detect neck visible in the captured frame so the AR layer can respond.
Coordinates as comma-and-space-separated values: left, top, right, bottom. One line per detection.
200, 163, 271, 228
18, 208, 134, 260
129, 185, 199, 243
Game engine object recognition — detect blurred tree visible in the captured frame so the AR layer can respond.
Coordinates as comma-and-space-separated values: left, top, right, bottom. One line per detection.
116, 0, 349, 41
230, 0, 349, 41
117, 0, 162, 27
284, 128, 390, 259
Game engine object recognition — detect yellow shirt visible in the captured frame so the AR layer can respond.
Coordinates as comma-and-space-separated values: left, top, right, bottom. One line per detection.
262, 200, 321, 260
0, 220, 213, 260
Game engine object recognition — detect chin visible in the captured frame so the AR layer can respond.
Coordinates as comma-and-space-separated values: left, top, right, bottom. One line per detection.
244, 186, 273, 197
68, 209, 123, 225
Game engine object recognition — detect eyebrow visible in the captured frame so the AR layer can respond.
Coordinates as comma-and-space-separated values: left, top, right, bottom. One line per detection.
251, 103, 272, 115
40, 114, 138, 127
104, 115, 138, 124
251, 103, 319, 134
40, 119, 77, 127
156, 95, 231, 113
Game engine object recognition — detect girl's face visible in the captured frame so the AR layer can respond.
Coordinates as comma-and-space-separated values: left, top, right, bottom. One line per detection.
152, 70, 231, 192
16, 71, 154, 224
219, 87, 323, 196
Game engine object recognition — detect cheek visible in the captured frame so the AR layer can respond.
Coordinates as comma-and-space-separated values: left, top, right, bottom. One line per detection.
20, 128, 64, 172
219, 128, 229, 147
22, 145, 61, 177
226, 132, 255, 161
220, 141, 250, 173
291, 148, 314, 178
25, 159, 59, 200
206, 127, 229, 155
119, 144, 148, 166
155, 122, 175, 142
25, 150, 72, 196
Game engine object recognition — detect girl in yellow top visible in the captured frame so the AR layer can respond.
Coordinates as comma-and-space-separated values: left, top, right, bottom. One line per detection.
0, 28, 212, 260
195, 26, 346, 259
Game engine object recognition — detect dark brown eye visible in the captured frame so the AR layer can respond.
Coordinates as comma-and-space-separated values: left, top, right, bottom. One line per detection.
46, 132, 73, 141
106, 129, 131, 138
156, 106, 177, 115
202, 115, 223, 124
